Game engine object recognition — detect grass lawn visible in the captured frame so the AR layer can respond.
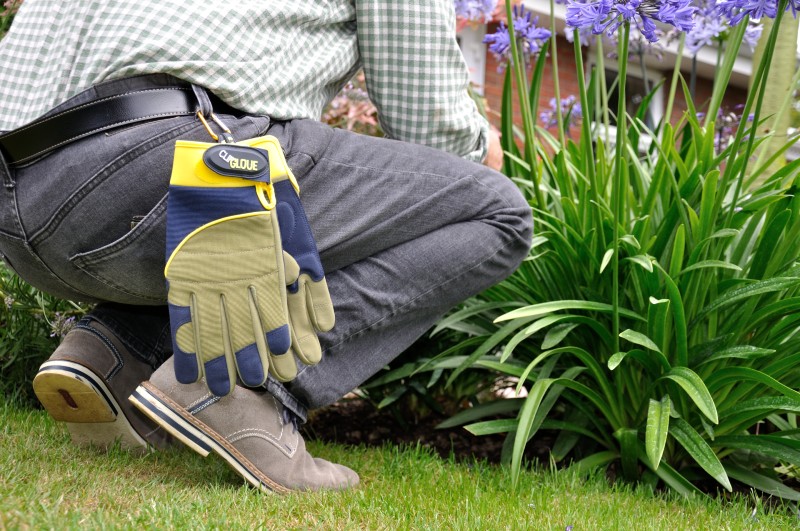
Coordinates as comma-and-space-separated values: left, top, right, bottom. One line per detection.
1, 399, 797, 530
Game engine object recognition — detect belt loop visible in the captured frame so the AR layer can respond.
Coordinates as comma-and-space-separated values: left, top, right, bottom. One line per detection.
0, 147, 14, 189
191, 85, 213, 117
191, 84, 234, 143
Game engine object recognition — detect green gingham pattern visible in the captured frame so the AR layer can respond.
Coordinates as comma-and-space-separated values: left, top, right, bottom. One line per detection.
0, 0, 488, 161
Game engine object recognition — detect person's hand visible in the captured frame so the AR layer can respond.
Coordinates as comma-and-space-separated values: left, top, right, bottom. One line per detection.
484, 126, 504, 171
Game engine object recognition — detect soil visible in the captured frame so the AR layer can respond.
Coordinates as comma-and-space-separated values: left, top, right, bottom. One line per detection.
303, 397, 552, 464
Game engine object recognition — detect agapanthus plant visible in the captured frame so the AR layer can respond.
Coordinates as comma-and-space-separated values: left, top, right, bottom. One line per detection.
540, 96, 582, 136
686, 0, 763, 54
454, 0, 499, 22
483, 5, 552, 66
565, 0, 696, 42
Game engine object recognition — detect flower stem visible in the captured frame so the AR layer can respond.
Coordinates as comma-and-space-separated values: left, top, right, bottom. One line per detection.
505, 0, 545, 209
550, 0, 566, 146
574, 30, 602, 246
596, 37, 611, 146
664, 33, 685, 127
724, 0, 788, 224
612, 23, 631, 355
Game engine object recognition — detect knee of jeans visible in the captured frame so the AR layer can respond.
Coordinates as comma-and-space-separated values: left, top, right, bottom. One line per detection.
481, 170, 533, 268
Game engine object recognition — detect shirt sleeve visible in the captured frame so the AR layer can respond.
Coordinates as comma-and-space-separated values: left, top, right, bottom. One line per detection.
355, 0, 489, 162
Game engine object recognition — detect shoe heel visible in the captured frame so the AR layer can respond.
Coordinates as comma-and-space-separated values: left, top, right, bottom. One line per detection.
33, 360, 147, 450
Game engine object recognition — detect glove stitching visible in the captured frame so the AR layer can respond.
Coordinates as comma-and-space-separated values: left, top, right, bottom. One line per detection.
171, 270, 280, 285
176, 245, 277, 256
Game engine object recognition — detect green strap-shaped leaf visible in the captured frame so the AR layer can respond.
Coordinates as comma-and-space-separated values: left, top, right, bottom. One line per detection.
696, 345, 775, 366
568, 451, 618, 476
607, 351, 627, 371
707, 367, 800, 403
600, 249, 614, 274
511, 378, 557, 488
542, 323, 580, 350
436, 398, 524, 429
626, 255, 654, 273
646, 396, 670, 470
464, 419, 518, 436
726, 464, 800, 501
637, 446, 706, 499
669, 418, 731, 491
431, 301, 521, 336
495, 300, 645, 323
695, 277, 800, 322
620, 329, 661, 353
679, 260, 742, 275
713, 435, 800, 465
660, 367, 718, 424
614, 428, 640, 481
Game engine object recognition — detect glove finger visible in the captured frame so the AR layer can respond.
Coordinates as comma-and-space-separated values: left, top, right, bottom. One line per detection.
283, 251, 300, 286
230, 286, 270, 387
196, 293, 236, 397
169, 300, 202, 384
287, 277, 323, 366
305, 276, 335, 332
267, 351, 298, 382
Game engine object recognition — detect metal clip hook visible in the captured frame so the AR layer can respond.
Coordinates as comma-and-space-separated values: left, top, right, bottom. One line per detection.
196, 111, 235, 143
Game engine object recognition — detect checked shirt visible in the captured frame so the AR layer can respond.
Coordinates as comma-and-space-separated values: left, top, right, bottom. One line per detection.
0, 0, 488, 161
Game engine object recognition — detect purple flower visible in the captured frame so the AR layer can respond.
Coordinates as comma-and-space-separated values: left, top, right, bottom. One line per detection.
686, 0, 764, 54
720, 0, 778, 24
743, 21, 763, 49
49, 312, 76, 338
483, 6, 551, 66
565, 0, 696, 42
454, 0, 498, 23
484, 22, 512, 58
540, 96, 583, 136
565, 24, 596, 46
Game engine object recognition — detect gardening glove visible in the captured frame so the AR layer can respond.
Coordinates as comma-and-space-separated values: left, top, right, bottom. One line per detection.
273, 171, 335, 368
165, 137, 294, 396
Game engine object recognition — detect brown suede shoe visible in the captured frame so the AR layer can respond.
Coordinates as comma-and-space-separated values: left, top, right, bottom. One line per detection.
129, 356, 359, 493
32, 319, 172, 451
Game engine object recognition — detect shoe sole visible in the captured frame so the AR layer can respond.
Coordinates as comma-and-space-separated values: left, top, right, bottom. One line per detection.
33, 360, 148, 451
129, 382, 289, 494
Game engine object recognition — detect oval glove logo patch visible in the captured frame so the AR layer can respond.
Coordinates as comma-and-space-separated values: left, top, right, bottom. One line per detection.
203, 145, 270, 182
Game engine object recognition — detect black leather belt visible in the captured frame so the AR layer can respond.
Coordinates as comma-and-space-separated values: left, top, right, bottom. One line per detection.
0, 87, 198, 166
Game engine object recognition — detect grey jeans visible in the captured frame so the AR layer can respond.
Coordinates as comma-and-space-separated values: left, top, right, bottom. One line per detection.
0, 76, 532, 414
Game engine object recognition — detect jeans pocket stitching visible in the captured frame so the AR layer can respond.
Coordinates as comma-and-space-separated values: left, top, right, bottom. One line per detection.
70, 195, 167, 302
